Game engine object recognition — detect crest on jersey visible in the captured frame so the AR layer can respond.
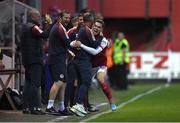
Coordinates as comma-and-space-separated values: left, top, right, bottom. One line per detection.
60, 74, 64, 79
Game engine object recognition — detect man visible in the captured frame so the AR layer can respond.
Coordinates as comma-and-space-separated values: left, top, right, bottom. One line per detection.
112, 32, 130, 90
21, 9, 52, 115
45, 11, 72, 115
64, 14, 84, 109
74, 19, 117, 111
69, 13, 102, 116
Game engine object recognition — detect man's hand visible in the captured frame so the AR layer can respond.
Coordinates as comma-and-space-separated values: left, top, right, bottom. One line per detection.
74, 41, 81, 47
70, 40, 81, 49
45, 14, 52, 24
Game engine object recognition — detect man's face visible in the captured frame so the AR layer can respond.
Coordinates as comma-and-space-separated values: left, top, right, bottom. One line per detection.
78, 16, 84, 25
62, 13, 71, 26
31, 10, 41, 24
92, 22, 103, 36
118, 33, 124, 40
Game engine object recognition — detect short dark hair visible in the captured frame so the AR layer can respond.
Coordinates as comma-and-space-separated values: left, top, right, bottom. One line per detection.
78, 13, 83, 17
83, 13, 94, 23
95, 19, 104, 26
80, 8, 90, 14
71, 16, 78, 23
59, 10, 70, 18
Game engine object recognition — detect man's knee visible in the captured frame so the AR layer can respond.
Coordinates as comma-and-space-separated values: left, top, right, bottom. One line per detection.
96, 72, 106, 83
55, 80, 64, 87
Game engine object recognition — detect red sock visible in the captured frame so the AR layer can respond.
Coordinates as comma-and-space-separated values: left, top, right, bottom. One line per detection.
101, 82, 113, 103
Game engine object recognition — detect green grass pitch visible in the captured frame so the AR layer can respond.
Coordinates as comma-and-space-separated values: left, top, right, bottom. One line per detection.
89, 83, 180, 122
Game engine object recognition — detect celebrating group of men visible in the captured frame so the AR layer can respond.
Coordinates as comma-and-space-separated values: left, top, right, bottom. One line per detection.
20, 8, 117, 116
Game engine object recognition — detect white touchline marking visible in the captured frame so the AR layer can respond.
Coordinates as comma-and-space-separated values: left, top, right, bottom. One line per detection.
96, 102, 108, 107
80, 84, 168, 123
48, 116, 68, 122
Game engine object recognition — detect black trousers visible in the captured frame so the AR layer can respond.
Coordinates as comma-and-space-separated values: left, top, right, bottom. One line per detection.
22, 63, 42, 109
41, 65, 48, 104
64, 61, 78, 108
71, 59, 92, 104
108, 63, 128, 90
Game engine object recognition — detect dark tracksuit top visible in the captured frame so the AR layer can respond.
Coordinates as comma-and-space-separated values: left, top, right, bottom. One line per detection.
21, 22, 51, 109
47, 22, 71, 82
21, 22, 50, 66
72, 25, 100, 104
64, 26, 80, 108
48, 22, 71, 65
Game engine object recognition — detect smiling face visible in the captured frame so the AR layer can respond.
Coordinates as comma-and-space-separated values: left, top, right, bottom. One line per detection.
61, 12, 71, 26
78, 15, 84, 25
92, 21, 103, 36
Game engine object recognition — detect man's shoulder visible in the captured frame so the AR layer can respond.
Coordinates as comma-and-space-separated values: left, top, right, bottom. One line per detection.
78, 25, 87, 35
53, 23, 66, 33
78, 25, 86, 31
67, 27, 77, 34
95, 35, 103, 40
122, 38, 129, 45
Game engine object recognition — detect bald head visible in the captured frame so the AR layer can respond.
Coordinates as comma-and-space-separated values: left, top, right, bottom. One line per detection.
28, 9, 41, 24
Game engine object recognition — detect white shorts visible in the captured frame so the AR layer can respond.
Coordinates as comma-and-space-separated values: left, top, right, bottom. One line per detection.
91, 66, 107, 82
92, 66, 107, 75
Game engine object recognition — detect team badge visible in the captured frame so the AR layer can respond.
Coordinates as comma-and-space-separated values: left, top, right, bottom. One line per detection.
60, 74, 64, 78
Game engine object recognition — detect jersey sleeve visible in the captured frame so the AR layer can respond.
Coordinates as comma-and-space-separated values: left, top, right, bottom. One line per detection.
100, 37, 108, 49
32, 25, 52, 39
86, 27, 96, 41
32, 25, 43, 35
58, 24, 71, 46
85, 27, 99, 48
80, 37, 108, 55
80, 44, 103, 55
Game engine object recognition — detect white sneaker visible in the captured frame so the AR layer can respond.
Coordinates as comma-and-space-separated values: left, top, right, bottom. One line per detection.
70, 103, 87, 116
70, 107, 85, 117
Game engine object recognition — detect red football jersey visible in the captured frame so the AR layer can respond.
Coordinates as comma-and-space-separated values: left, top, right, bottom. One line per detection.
91, 35, 108, 68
